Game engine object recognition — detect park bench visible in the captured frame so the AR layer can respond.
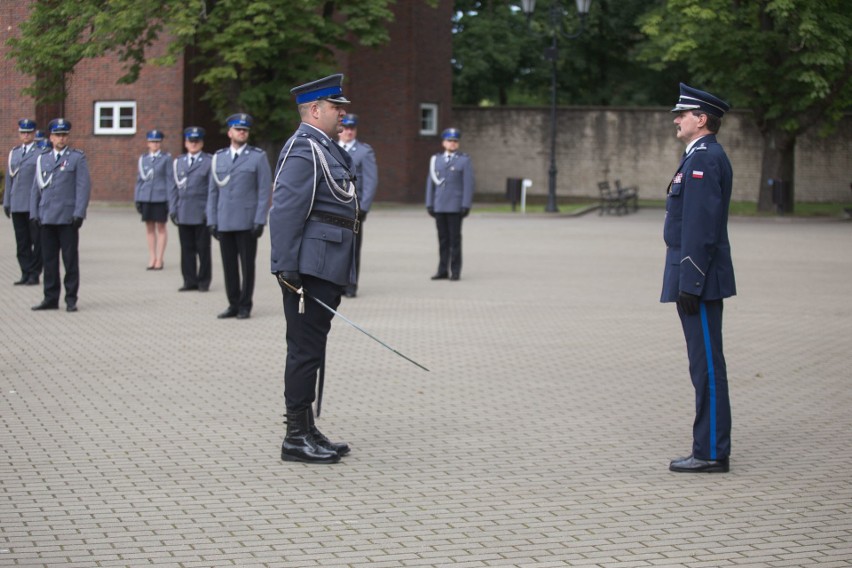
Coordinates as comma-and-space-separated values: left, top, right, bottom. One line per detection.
614, 179, 639, 212
597, 181, 627, 215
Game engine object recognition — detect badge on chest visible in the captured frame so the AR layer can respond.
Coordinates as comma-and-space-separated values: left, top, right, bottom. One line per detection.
672, 172, 683, 185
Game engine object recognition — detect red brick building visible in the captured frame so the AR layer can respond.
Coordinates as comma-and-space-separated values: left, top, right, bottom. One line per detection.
1, 1, 453, 204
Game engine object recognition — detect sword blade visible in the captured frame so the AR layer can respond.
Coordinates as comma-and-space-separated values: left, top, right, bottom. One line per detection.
307, 293, 430, 372
277, 276, 430, 372
316, 351, 325, 417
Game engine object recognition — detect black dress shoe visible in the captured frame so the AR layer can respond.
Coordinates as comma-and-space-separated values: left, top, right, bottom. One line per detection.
32, 301, 59, 311
13, 277, 28, 286
25, 277, 39, 285
431, 273, 449, 280
198, 284, 210, 292
669, 455, 729, 473
449, 274, 460, 281
66, 304, 78, 313
178, 285, 198, 292
236, 310, 251, 319
217, 307, 238, 319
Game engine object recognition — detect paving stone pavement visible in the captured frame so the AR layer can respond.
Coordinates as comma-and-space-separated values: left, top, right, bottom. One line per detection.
1, 204, 851, 568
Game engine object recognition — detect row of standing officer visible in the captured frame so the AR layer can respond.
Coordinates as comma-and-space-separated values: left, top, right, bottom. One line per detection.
131, 111, 379, 318
3, 118, 92, 312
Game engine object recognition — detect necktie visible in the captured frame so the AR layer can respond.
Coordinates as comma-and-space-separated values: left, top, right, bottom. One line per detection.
233, 152, 239, 162
21, 146, 27, 158
189, 156, 195, 167
55, 152, 61, 162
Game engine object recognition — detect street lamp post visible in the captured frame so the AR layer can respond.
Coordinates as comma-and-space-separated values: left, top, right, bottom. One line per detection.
521, 0, 591, 213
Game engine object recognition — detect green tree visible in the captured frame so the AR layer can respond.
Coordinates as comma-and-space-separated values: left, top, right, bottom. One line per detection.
6, 0, 399, 142
452, 0, 684, 107
452, 0, 537, 105
639, 0, 852, 212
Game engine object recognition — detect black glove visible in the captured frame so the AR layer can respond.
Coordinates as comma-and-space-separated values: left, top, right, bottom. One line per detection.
276, 271, 302, 292
31, 217, 40, 228
252, 224, 264, 238
135, 202, 143, 214
677, 291, 700, 316
3, 206, 10, 219
72, 216, 84, 229
427, 207, 435, 218
208, 225, 219, 240
461, 207, 470, 218
169, 213, 178, 226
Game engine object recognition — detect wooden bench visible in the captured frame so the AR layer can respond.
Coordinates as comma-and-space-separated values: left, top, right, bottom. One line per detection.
597, 181, 627, 215
614, 179, 639, 212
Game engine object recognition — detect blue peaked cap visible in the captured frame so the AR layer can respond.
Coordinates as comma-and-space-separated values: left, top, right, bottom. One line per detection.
48, 118, 71, 133
671, 83, 730, 118
442, 128, 461, 140
290, 73, 351, 105
146, 129, 164, 141
184, 126, 205, 140
341, 114, 358, 126
226, 113, 253, 129
18, 119, 36, 132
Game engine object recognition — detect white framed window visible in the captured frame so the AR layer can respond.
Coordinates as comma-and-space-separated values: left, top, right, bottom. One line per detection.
94, 101, 137, 135
420, 103, 438, 136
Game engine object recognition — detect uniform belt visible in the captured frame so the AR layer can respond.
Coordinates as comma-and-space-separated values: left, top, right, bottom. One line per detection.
308, 212, 359, 234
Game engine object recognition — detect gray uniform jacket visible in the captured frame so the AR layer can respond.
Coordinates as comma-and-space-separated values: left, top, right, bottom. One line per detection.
206, 145, 272, 232
4, 144, 41, 213
29, 149, 91, 224
425, 152, 475, 213
344, 140, 378, 212
134, 151, 173, 203
270, 124, 358, 287
168, 152, 212, 226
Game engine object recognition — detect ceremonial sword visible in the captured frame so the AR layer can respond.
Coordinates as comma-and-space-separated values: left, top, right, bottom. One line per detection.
278, 275, 430, 371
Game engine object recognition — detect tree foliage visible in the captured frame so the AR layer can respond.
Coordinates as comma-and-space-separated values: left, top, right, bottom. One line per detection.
638, 0, 852, 137
452, 0, 684, 107
639, 0, 852, 210
7, 0, 398, 140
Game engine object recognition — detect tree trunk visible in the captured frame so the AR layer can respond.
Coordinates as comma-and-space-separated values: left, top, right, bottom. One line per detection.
756, 128, 796, 213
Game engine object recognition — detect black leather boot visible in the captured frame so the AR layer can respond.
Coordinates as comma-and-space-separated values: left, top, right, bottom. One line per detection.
308, 408, 350, 457
281, 409, 340, 464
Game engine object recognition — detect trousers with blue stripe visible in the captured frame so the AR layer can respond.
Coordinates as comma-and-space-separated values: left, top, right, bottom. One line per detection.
677, 299, 731, 460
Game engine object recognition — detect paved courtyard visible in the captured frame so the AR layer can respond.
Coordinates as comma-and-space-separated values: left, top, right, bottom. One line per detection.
1, 204, 850, 567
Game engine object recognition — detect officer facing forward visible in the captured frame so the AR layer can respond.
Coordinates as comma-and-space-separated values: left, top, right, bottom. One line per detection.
270, 73, 356, 464
338, 113, 378, 298
169, 127, 213, 292
30, 119, 91, 312
207, 113, 272, 319
662, 83, 736, 473
425, 127, 474, 281
4, 119, 43, 286
134, 129, 172, 270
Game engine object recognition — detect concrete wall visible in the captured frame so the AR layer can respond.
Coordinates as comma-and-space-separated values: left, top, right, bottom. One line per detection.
455, 106, 851, 203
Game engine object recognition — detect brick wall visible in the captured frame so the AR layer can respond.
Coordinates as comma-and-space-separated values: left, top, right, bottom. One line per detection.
65, 42, 184, 202
0, 3, 37, 179
455, 106, 852, 203
343, 0, 453, 204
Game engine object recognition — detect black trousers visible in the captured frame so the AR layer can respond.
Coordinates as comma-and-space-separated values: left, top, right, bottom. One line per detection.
178, 223, 212, 288
434, 212, 463, 277
41, 223, 79, 306
346, 211, 367, 294
218, 230, 257, 311
282, 275, 342, 412
12, 212, 42, 280
678, 299, 731, 461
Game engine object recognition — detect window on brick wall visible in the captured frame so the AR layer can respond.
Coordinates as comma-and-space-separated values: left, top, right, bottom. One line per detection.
94, 101, 137, 135
420, 103, 438, 136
